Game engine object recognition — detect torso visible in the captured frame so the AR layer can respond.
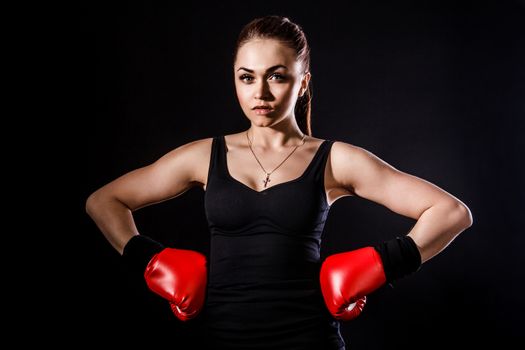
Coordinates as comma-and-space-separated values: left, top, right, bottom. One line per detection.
197, 132, 353, 206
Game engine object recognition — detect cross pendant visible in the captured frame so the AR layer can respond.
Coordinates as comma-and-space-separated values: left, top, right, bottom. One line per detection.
263, 174, 271, 187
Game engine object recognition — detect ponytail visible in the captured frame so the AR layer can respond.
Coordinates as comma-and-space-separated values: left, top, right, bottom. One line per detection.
295, 83, 312, 136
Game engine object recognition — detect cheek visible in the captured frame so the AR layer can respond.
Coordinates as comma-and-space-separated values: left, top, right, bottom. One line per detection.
234, 84, 249, 102
272, 83, 297, 101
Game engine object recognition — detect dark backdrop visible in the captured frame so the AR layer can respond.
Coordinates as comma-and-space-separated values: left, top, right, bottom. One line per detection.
83, 0, 524, 347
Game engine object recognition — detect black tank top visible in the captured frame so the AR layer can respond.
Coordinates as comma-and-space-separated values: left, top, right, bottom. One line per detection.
202, 135, 345, 349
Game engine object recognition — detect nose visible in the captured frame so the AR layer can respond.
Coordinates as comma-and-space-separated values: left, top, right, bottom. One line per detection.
254, 80, 271, 100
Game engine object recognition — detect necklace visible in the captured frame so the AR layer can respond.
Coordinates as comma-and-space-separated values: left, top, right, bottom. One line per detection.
246, 130, 307, 188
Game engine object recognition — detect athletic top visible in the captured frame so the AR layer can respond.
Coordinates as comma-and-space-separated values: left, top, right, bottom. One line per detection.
202, 135, 345, 349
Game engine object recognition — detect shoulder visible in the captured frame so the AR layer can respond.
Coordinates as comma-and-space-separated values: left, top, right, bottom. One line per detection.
155, 136, 214, 165
177, 136, 215, 156
327, 140, 393, 190
329, 140, 374, 163
149, 136, 214, 186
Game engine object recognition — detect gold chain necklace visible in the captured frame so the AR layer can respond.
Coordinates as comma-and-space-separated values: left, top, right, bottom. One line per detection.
246, 130, 307, 188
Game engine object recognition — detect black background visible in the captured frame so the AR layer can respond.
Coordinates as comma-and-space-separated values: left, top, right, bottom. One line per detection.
83, 0, 524, 347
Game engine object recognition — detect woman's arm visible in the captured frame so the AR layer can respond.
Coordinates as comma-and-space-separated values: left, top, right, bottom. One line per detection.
85, 138, 212, 254
329, 141, 473, 263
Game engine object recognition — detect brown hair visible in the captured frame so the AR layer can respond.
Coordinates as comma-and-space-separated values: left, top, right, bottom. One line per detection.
234, 16, 312, 136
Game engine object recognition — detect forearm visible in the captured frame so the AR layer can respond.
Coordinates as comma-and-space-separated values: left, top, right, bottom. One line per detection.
86, 193, 139, 255
407, 201, 473, 263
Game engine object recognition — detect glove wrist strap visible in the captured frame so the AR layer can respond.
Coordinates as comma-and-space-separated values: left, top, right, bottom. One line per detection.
122, 235, 165, 276
374, 235, 421, 283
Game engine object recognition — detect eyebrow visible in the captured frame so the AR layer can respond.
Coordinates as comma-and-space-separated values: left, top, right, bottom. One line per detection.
237, 65, 288, 73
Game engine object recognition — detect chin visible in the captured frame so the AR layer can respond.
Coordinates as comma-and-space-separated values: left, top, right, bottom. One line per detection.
245, 111, 285, 126
251, 120, 272, 127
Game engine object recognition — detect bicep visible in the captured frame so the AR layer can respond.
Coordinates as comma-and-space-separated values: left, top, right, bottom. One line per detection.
331, 142, 458, 219
96, 139, 207, 211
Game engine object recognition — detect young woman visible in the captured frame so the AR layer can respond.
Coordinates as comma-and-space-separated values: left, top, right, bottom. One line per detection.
86, 15, 473, 349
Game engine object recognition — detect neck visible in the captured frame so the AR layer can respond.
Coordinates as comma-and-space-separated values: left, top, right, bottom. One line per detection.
247, 120, 306, 149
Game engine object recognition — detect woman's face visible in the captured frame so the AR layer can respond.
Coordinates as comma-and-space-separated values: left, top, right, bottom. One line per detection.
234, 38, 310, 127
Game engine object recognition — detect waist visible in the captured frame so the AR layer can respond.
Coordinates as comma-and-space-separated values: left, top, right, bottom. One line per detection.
209, 260, 321, 288
206, 278, 322, 303
209, 232, 321, 285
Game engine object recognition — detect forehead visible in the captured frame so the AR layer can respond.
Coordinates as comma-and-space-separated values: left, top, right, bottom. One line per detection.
234, 39, 299, 71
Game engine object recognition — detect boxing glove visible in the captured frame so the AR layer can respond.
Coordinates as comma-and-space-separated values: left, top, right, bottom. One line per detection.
320, 247, 386, 321
144, 247, 207, 321
320, 236, 422, 321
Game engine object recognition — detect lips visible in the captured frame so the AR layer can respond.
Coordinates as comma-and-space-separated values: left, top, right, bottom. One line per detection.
252, 105, 274, 115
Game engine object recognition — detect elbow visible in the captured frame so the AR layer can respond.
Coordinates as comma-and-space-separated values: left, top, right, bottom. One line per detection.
85, 190, 102, 217
454, 201, 474, 230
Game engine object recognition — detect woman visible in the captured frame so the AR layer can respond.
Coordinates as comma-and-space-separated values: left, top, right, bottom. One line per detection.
86, 15, 473, 349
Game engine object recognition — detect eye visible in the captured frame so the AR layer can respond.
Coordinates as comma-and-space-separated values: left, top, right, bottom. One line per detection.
239, 74, 253, 83
269, 73, 286, 81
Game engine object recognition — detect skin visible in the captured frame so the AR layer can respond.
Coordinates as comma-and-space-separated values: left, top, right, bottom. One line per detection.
86, 38, 473, 264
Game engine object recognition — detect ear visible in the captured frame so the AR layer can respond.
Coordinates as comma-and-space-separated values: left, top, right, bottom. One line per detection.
298, 72, 311, 97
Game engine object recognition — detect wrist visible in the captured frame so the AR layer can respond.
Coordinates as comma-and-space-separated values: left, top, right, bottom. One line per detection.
122, 235, 165, 275
373, 235, 421, 284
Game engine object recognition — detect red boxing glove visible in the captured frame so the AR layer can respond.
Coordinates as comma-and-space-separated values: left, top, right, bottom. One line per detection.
320, 247, 386, 321
144, 248, 207, 321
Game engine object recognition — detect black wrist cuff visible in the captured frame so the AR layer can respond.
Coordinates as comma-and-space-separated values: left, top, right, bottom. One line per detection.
374, 235, 422, 284
122, 235, 165, 275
